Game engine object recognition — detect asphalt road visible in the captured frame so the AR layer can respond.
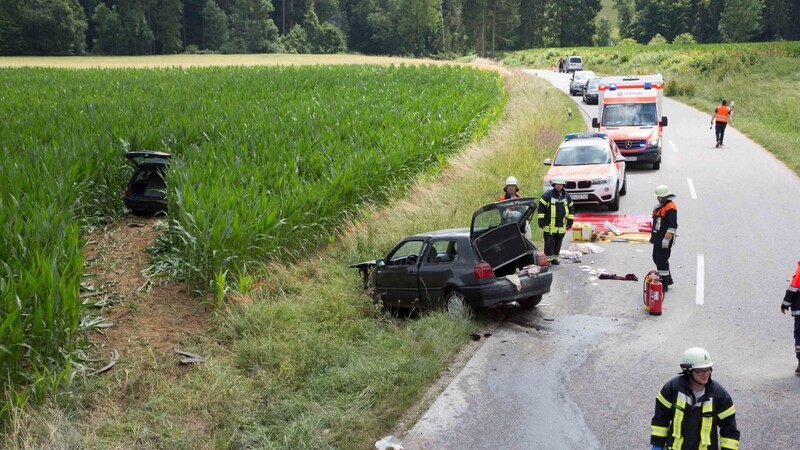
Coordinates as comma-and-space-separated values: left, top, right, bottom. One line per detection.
401, 70, 800, 449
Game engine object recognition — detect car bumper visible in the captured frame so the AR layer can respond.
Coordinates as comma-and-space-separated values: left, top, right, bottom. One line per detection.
461, 271, 553, 308
620, 147, 660, 163
123, 196, 168, 212
584, 94, 598, 103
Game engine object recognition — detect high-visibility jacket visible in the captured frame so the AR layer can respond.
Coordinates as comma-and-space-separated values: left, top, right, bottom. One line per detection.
651, 375, 740, 450
782, 261, 800, 316
498, 192, 522, 201
650, 200, 678, 246
714, 106, 731, 123
537, 188, 573, 233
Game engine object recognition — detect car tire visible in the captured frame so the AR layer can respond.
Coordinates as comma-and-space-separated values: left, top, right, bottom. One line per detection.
518, 294, 543, 309
619, 173, 627, 196
443, 289, 472, 319
653, 160, 661, 170
607, 186, 621, 211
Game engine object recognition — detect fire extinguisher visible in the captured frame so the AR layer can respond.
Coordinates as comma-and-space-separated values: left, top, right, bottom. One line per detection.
643, 270, 664, 315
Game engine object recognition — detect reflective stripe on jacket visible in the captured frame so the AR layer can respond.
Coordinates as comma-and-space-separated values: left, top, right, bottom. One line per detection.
650, 201, 678, 245
651, 375, 740, 450
714, 106, 731, 123
537, 188, 573, 233
782, 262, 800, 316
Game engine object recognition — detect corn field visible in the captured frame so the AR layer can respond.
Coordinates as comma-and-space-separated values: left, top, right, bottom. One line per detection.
0, 64, 505, 419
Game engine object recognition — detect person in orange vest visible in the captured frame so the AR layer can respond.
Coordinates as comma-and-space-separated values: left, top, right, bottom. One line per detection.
650, 185, 677, 291
710, 99, 733, 148
781, 261, 800, 374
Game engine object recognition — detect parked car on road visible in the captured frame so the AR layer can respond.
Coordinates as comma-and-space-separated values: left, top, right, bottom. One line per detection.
350, 198, 553, 314
582, 77, 601, 104
570, 70, 596, 96
122, 151, 171, 213
542, 132, 627, 211
565, 55, 584, 72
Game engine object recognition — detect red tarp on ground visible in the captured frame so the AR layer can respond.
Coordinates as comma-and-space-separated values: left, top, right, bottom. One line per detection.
572, 213, 652, 233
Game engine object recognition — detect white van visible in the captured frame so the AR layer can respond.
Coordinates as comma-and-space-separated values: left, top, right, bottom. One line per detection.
565, 56, 583, 73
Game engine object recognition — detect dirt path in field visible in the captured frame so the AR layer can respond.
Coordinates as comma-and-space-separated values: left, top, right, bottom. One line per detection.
82, 217, 211, 369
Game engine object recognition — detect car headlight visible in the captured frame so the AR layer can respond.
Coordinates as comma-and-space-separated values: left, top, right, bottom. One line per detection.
649, 138, 660, 148
592, 176, 613, 185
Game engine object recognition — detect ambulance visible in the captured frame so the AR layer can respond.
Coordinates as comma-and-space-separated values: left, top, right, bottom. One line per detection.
591, 75, 668, 170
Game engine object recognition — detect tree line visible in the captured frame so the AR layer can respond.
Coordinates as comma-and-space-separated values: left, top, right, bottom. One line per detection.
0, 0, 796, 57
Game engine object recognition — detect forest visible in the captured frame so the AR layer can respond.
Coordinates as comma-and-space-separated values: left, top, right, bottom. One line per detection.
1, 0, 797, 57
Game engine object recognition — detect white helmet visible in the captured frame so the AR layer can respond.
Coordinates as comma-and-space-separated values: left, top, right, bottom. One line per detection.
505, 176, 519, 187
680, 347, 713, 371
654, 185, 674, 198
550, 175, 567, 186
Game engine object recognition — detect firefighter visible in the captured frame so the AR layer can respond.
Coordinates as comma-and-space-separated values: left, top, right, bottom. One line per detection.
650, 185, 677, 291
710, 99, 733, 148
780, 260, 800, 374
650, 347, 740, 450
499, 176, 531, 239
537, 175, 573, 265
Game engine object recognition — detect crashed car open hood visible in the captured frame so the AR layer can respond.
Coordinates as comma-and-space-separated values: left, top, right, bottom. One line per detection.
124, 151, 172, 170
471, 197, 537, 270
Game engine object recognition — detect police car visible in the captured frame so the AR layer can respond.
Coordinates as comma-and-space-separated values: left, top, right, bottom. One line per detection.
542, 132, 627, 211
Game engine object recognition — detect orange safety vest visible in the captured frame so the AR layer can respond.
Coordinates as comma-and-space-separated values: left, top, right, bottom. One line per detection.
498, 192, 522, 201
714, 105, 731, 123
790, 261, 800, 290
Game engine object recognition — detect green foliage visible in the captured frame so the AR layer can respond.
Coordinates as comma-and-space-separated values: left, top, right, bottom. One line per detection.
228, 0, 280, 53
0, 0, 87, 55
201, 0, 229, 51
647, 33, 668, 46
618, 37, 638, 46
596, 16, 613, 47
719, 0, 764, 43
672, 32, 696, 45
282, 24, 310, 54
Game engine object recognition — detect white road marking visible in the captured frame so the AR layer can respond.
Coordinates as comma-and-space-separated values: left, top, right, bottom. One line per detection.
669, 140, 678, 152
687, 178, 697, 199
696, 254, 705, 305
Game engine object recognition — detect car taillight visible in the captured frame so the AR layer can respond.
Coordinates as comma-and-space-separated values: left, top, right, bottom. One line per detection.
536, 252, 550, 268
474, 262, 494, 279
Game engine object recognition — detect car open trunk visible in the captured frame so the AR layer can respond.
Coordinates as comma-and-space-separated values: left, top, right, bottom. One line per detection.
471, 197, 538, 277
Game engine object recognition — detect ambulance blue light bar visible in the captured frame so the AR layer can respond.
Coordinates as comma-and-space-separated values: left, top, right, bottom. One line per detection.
565, 132, 608, 141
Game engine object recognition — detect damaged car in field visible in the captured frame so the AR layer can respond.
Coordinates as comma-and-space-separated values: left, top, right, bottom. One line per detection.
351, 198, 553, 314
121, 151, 171, 213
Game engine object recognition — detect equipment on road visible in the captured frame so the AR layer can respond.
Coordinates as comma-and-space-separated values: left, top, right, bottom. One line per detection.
643, 270, 663, 315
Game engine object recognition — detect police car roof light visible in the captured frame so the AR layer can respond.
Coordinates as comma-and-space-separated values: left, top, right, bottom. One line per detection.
644, 82, 652, 89
609, 84, 617, 91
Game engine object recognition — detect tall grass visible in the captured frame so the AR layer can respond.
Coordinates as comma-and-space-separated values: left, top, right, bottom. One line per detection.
0, 64, 504, 425
501, 42, 800, 174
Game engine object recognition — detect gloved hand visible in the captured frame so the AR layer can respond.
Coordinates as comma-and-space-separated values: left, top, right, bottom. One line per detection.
661, 238, 670, 249
782, 305, 789, 314
567, 219, 574, 229
538, 219, 546, 228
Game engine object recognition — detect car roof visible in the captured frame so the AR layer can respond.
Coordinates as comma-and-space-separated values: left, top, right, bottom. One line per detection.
559, 132, 610, 147
406, 229, 470, 240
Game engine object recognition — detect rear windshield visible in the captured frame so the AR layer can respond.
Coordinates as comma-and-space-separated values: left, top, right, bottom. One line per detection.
569, 57, 582, 63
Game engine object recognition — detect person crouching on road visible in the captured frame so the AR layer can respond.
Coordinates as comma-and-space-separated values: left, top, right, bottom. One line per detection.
651, 185, 677, 291
781, 260, 800, 374
537, 175, 573, 265
499, 176, 531, 240
650, 347, 740, 450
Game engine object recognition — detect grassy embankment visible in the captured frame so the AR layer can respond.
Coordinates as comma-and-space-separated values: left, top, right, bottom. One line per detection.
1, 61, 582, 448
502, 42, 800, 176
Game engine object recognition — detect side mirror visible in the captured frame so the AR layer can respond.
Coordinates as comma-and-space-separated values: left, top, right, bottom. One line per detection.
661, 116, 668, 127
592, 118, 600, 128
376, 259, 386, 267
616, 155, 626, 162
543, 158, 552, 165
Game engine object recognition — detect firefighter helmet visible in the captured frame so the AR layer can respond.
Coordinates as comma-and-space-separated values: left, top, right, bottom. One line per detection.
654, 185, 674, 198
505, 176, 519, 187
680, 347, 713, 371
551, 175, 567, 186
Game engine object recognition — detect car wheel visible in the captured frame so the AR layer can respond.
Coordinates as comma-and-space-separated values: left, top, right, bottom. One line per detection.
607, 186, 621, 211
443, 289, 472, 319
518, 294, 543, 309
619, 173, 627, 196
653, 160, 661, 170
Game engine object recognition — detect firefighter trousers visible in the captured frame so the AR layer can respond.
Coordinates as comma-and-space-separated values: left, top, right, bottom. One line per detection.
794, 316, 800, 360
652, 245, 673, 286
543, 232, 565, 261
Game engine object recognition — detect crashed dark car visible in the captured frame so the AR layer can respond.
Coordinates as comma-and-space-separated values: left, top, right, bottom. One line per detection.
351, 198, 553, 313
121, 151, 171, 213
